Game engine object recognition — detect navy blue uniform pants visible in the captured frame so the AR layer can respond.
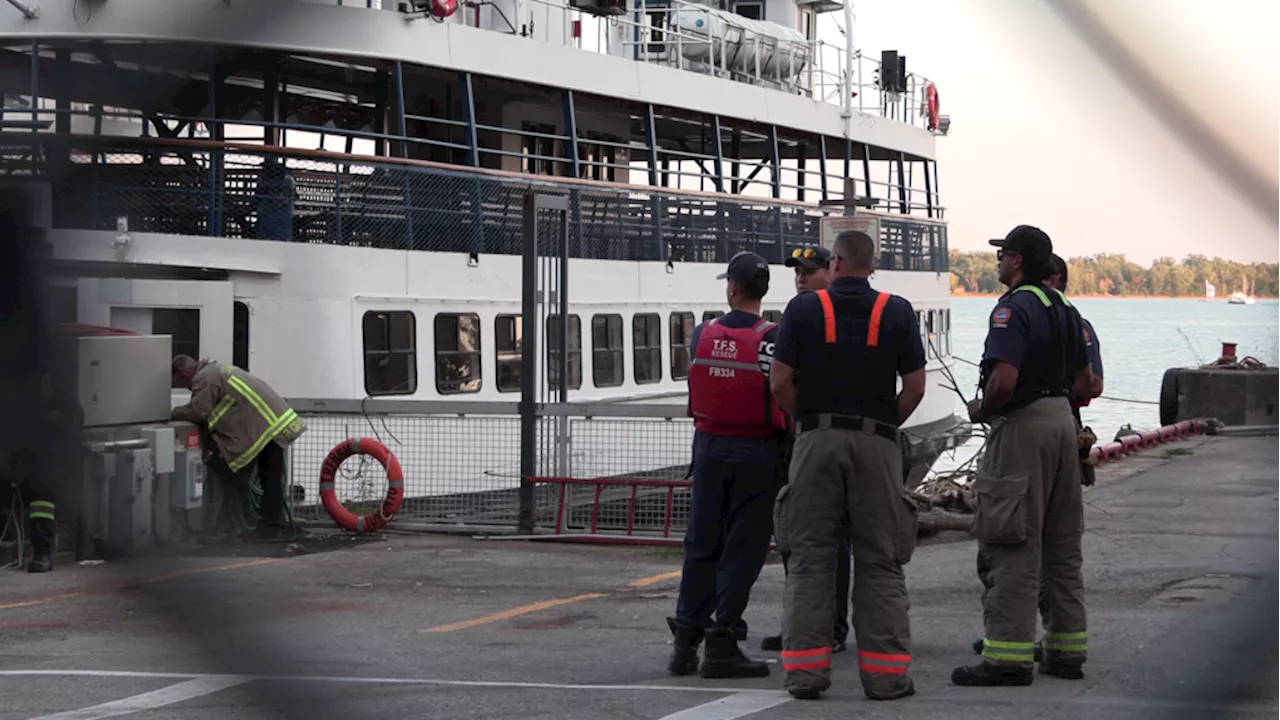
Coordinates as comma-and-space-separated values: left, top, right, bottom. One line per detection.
675, 448, 779, 631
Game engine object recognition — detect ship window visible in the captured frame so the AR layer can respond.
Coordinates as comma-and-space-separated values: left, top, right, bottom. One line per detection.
434, 313, 482, 394
592, 313, 624, 388
633, 313, 662, 385
926, 310, 936, 358
495, 314, 522, 393
943, 309, 951, 355
232, 301, 250, 371
521, 122, 558, 177
362, 310, 417, 396
702, 310, 724, 323
734, 1, 762, 20
916, 311, 927, 358
153, 308, 201, 389
547, 313, 583, 391
762, 310, 782, 323
669, 311, 695, 380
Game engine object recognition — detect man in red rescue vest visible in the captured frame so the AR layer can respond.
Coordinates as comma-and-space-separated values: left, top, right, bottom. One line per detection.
666, 250, 788, 680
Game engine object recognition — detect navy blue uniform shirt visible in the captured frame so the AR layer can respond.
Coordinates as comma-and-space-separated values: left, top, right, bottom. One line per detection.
981, 285, 1091, 406
688, 310, 780, 461
774, 277, 925, 426
1080, 316, 1103, 378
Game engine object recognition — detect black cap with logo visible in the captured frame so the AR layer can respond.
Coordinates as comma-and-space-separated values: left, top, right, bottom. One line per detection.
784, 245, 832, 270
989, 225, 1054, 277
716, 250, 771, 285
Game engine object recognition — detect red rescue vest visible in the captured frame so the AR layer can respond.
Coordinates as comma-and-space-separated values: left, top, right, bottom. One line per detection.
688, 317, 789, 437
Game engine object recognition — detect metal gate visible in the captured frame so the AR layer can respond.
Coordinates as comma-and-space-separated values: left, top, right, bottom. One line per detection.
518, 193, 570, 532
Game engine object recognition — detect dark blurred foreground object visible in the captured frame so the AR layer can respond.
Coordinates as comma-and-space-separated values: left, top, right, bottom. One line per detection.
0, 183, 79, 572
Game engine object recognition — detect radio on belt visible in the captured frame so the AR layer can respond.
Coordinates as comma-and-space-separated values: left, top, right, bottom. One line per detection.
170, 427, 205, 510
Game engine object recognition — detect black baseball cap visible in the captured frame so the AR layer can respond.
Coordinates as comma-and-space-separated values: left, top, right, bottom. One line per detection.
989, 225, 1053, 274
784, 245, 832, 270
716, 250, 771, 284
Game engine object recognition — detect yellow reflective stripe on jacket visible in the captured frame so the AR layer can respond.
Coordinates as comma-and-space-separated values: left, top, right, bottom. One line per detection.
227, 408, 301, 472
1014, 284, 1073, 308
981, 638, 1036, 663
29, 500, 55, 521
227, 374, 279, 425
208, 395, 235, 428
1043, 631, 1088, 653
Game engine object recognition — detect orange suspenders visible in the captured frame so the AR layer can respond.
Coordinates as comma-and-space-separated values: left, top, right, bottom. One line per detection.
815, 289, 890, 346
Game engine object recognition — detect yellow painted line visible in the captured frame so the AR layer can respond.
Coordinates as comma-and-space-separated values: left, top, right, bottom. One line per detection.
420, 569, 684, 633
0, 592, 85, 611
626, 570, 682, 588
420, 593, 609, 633
0, 558, 286, 612
125, 557, 283, 587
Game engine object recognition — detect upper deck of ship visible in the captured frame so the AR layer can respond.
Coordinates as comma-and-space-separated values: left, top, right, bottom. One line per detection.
0, 0, 946, 160
0, 0, 950, 270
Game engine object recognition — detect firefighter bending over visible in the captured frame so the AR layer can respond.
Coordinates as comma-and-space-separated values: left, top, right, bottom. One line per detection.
770, 230, 926, 701
171, 356, 307, 542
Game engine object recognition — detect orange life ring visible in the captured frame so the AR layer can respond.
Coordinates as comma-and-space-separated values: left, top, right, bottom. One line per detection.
319, 438, 405, 533
925, 83, 940, 130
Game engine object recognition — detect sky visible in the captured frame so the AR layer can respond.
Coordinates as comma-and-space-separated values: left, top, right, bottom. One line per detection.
844, 0, 1279, 266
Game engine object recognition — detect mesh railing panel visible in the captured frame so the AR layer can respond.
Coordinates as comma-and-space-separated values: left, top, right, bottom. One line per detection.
286, 407, 697, 535
5, 137, 947, 270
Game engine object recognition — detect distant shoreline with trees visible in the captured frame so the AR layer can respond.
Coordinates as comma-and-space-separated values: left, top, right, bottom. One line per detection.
948, 251, 1278, 299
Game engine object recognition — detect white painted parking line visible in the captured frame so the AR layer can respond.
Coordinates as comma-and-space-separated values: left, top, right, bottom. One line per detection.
0, 669, 779, 696
25, 675, 250, 720
656, 691, 792, 720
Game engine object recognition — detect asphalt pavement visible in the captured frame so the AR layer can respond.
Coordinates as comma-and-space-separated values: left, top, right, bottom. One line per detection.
0, 433, 1276, 719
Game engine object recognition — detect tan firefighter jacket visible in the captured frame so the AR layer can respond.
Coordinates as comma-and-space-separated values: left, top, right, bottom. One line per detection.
171, 360, 306, 473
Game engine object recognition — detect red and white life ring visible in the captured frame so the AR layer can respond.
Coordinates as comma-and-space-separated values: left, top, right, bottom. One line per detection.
319, 438, 405, 534
924, 83, 940, 130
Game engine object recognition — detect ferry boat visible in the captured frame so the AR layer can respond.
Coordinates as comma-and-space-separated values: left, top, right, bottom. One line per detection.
0, 0, 967, 522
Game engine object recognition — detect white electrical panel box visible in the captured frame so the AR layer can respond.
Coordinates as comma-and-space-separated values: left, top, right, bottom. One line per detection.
170, 424, 206, 511
55, 334, 173, 428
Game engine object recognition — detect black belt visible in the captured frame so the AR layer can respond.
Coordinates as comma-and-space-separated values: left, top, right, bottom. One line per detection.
796, 414, 899, 443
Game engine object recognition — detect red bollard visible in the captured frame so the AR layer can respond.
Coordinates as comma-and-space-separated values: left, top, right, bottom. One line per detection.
1222, 342, 1237, 360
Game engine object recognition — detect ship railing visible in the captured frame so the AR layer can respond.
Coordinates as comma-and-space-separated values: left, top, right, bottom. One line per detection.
1, 102, 945, 218
284, 399, 698, 542
459, 0, 939, 129
282, 398, 954, 543
0, 133, 950, 270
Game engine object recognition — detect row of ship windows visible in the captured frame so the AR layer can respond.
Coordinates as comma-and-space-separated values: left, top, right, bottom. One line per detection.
363, 307, 953, 396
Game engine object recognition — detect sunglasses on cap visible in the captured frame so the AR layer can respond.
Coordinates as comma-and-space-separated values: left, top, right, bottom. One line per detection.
791, 247, 820, 259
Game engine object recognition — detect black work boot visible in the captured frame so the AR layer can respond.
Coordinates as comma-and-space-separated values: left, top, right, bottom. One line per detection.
951, 661, 1034, 687
1039, 657, 1084, 680
760, 633, 782, 651
972, 638, 1042, 661
699, 626, 770, 679
26, 547, 52, 573
666, 617, 704, 676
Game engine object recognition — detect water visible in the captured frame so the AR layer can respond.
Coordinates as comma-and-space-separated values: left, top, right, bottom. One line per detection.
932, 297, 1278, 473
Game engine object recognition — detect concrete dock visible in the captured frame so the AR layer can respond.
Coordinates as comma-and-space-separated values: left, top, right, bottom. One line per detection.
0, 433, 1276, 720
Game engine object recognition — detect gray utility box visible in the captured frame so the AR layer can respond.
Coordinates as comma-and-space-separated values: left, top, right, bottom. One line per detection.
106, 446, 155, 554
54, 334, 173, 428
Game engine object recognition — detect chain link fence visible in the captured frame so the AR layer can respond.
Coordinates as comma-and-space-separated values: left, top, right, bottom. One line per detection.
6, 136, 948, 270
285, 400, 696, 537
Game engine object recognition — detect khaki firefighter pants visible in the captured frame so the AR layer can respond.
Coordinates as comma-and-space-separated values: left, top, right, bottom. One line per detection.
974, 396, 1088, 668
774, 427, 918, 697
